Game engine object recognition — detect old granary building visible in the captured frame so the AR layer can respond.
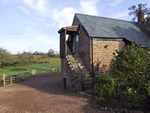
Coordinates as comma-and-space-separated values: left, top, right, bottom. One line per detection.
58, 7, 150, 91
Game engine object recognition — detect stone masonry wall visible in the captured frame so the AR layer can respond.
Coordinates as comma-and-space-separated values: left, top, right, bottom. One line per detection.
61, 58, 73, 89
93, 40, 125, 75
72, 16, 91, 72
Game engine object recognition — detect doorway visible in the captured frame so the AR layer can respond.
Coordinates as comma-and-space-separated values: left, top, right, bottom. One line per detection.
63, 77, 67, 89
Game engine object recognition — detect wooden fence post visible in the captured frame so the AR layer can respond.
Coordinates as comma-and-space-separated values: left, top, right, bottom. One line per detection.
52, 68, 54, 74
22, 74, 24, 80
32, 70, 36, 76
15, 75, 18, 82
10, 75, 12, 85
50, 70, 51, 75
3, 74, 5, 86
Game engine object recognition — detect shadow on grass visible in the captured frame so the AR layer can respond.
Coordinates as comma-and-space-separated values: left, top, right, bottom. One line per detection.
9, 68, 27, 71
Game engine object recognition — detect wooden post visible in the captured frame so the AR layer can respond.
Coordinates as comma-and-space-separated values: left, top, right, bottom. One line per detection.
97, 58, 99, 71
32, 70, 35, 76
52, 68, 54, 74
10, 75, 12, 85
22, 74, 24, 80
50, 70, 51, 75
3, 74, 5, 86
16, 75, 17, 82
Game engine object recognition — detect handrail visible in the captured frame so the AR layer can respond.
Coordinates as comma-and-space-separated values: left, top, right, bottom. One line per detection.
66, 44, 85, 91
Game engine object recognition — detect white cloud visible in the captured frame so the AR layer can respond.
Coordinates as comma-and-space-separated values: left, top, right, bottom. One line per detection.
111, 11, 128, 19
53, 7, 77, 28
79, 0, 99, 15
34, 35, 58, 46
17, 0, 50, 17
45, 23, 50, 27
32, 17, 41, 23
52, 0, 99, 28
22, 0, 34, 8
41, 18, 45, 21
34, 22, 37, 25
36, 0, 49, 15
1, 0, 9, 4
3, 42, 28, 54
52, 23, 56, 27
109, 0, 123, 6
18, 6, 29, 15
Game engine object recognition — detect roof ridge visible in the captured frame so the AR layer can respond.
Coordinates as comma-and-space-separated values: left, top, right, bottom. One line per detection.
75, 13, 134, 23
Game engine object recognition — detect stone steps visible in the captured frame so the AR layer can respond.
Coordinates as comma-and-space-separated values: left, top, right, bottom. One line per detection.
66, 54, 92, 90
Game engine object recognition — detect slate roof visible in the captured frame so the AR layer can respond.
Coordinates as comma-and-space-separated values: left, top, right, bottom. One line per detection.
74, 13, 150, 48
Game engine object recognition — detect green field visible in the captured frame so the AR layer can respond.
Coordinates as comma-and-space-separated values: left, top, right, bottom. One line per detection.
0, 57, 61, 87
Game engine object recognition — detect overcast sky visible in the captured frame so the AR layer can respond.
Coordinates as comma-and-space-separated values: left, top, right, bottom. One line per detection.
0, 0, 150, 55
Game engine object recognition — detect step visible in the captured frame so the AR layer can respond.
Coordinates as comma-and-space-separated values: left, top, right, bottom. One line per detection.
68, 62, 81, 67
71, 69, 82, 73
67, 57, 80, 62
71, 67, 80, 70
67, 59, 79, 64
68, 62, 78, 67
66, 55, 73, 58
79, 65, 86, 69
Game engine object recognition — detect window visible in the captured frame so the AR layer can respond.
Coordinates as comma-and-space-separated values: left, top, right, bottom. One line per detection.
76, 35, 79, 42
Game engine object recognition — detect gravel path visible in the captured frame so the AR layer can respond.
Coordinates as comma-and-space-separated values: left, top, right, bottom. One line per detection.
0, 74, 112, 113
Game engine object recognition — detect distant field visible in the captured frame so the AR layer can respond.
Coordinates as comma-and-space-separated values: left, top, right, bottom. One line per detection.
0, 56, 61, 78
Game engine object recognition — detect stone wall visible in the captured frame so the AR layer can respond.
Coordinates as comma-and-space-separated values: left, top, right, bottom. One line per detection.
93, 40, 125, 75
61, 58, 73, 89
72, 16, 91, 72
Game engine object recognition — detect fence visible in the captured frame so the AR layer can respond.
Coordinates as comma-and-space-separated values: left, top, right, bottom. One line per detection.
2, 68, 61, 86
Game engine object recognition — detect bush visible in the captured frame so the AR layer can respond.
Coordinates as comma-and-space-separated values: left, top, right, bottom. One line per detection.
93, 41, 150, 109
93, 73, 118, 106
120, 86, 146, 107
110, 41, 150, 98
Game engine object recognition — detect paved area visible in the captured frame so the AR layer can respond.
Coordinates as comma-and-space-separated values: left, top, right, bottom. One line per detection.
0, 74, 112, 113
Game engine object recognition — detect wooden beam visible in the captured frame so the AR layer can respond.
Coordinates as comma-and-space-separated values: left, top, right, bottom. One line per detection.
58, 25, 79, 33
65, 30, 66, 56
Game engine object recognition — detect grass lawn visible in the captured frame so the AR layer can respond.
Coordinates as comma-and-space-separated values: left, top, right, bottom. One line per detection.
0, 57, 61, 87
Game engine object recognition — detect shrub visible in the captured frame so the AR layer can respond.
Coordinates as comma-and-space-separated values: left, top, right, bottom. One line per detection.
93, 73, 118, 106
120, 86, 146, 107
93, 41, 150, 109
110, 41, 150, 97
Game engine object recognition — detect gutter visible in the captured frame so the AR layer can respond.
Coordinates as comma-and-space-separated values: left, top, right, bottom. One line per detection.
90, 37, 93, 78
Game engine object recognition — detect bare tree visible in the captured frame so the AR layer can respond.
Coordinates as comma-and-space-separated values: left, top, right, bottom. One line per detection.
128, 3, 150, 25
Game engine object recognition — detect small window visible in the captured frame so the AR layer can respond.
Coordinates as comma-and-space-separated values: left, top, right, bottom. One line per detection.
76, 35, 79, 42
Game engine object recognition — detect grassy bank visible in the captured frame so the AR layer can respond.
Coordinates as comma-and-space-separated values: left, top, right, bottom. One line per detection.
0, 57, 61, 87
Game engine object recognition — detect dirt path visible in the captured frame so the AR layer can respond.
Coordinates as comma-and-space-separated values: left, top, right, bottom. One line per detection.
0, 74, 112, 113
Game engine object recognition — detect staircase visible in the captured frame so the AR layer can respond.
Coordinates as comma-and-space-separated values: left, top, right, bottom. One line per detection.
66, 53, 93, 91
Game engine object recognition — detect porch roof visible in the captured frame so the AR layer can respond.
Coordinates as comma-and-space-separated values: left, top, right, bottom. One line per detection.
58, 25, 79, 33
